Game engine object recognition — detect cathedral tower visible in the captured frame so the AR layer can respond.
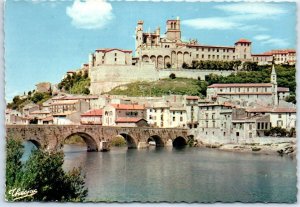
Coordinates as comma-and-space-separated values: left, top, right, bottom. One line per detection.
165, 17, 181, 41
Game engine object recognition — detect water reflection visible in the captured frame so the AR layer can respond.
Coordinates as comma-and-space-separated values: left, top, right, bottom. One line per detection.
60, 145, 296, 203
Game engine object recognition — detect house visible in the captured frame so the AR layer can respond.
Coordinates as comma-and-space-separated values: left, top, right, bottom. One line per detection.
185, 96, 200, 129
102, 104, 146, 126
5, 109, 29, 125
23, 103, 39, 117
246, 107, 296, 130
115, 117, 148, 127
38, 116, 54, 125
81, 109, 103, 125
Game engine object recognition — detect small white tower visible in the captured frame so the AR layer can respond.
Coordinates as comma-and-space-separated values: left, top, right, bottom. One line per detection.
135, 20, 144, 57
271, 56, 278, 106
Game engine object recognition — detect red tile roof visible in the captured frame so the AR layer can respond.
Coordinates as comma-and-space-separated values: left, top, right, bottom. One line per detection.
111, 104, 145, 110
208, 83, 273, 88
115, 117, 145, 123
217, 92, 272, 95
186, 96, 199, 100
277, 87, 290, 92
95, 48, 132, 53
187, 44, 235, 49
81, 109, 103, 117
235, 38, 251, 44
246, 107, 296, 113
42, 116, 53, 121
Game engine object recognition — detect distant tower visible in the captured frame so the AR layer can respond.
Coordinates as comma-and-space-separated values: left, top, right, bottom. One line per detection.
234, 39, 252, 60
165, 17, 181, 41
271, 55, 278, 106
135, 20, 144, 57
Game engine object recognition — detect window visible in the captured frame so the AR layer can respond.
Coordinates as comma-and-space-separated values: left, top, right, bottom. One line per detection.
249, 124, 252, 130
277, 120, 283, 127
180, 117, 183, 122
208, 55, 211, 59
223, 132, 226, 136
236, 132, 239, 137
206, 121, 208, 128
196, 54, 199, 58
217, 49, 219, 52
249, 132, 252, 138
212, 113, 215, 119
257, 123, 260, 130
212, 121, 215, 128
278, 114, 282, 118
202, 54, 204, 58
173, 117, 175, 121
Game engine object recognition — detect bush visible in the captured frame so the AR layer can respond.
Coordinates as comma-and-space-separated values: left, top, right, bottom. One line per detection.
169, 73, 176, 79
111, 136, 127, 147
5, 139, 88, 201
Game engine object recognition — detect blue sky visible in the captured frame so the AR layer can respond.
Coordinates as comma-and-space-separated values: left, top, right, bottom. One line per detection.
5, 0, 296, 101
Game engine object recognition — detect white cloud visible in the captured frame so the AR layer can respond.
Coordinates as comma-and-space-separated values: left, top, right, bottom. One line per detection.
253, 35, 271, 41
183, 3, 287, 31
253, 34, 289, 48
215, 3, 287, 17
182, 17, 240, 30
66, 0, 113, 29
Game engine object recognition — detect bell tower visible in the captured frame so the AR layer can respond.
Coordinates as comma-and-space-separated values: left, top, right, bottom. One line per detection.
135, 20, 144, 57
165, 17, 181, 41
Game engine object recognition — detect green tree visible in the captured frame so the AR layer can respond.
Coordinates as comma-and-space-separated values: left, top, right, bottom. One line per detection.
169, 73, 176, 79
5, 139, 88, 202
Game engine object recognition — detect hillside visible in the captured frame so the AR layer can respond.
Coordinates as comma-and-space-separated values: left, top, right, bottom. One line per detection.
107, 77, 208, 97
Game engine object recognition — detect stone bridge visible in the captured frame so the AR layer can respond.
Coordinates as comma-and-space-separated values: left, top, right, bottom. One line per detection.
6, 125, 191, 152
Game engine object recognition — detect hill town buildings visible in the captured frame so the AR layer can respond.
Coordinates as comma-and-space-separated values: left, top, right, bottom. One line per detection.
86, 18, 295, 95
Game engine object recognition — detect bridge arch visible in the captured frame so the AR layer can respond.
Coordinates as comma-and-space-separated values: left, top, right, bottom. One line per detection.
64, 132, 98, 152
23, 139, 42, 149
147, 135, 164, 147
118, 133, 137, 149
173, 136, 187, 147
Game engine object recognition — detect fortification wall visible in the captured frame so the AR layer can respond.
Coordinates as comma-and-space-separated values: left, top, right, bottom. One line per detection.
158, 69, 234, 80
89, 63, 158, 94
89, 64, 235, 95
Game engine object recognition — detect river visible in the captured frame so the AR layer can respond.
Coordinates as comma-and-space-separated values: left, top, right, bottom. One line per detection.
23, 142, 297, 203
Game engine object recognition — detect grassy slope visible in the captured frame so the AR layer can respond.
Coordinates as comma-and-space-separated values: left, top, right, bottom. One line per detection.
107, 78, 203, 97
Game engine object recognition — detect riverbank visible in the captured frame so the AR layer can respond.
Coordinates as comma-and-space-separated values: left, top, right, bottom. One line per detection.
197, 141, 296, 157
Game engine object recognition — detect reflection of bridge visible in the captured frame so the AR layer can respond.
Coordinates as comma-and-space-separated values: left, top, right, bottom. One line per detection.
6, 125, 190, 151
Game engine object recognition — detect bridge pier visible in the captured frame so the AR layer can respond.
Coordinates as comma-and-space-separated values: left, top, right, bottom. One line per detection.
99, 141, 110, 152
165, 139, 173, 147
137, 142, 149, 149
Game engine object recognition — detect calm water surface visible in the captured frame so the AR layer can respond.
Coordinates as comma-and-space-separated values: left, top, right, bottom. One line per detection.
61, 144, 297, 203
23, 142, 297, 202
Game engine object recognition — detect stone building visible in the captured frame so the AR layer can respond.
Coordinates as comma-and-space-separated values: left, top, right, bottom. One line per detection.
5, 109, 29, 125
102, 104, 146, 126
206, 64, 279, 106
80, 109, 103, 125
246, 107, 296, 130
252, 49, 296, 65
135, 18, 253, 69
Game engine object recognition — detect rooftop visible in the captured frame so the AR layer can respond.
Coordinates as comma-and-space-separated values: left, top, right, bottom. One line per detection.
111, 104, 145, 110
81, 109, 103, 116
208, 83, 273, 88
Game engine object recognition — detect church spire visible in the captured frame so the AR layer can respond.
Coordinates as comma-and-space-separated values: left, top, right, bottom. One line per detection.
271, 55, 278, 106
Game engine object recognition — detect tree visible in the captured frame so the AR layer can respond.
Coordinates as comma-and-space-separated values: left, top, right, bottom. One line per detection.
169, 73, 176, 79
166, 62, 171, 68
5, 139, 88, 202
182, 62, 189, 69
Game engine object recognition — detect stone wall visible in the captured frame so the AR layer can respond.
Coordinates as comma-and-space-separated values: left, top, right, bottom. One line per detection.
89, 63, 234, 95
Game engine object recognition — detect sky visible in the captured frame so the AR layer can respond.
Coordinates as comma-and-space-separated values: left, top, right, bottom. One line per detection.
4, 0, 297, 101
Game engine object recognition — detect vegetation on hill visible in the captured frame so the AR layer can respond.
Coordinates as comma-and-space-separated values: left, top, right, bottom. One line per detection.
205, 65, 296, 94
107, 65, 295, 99
107, 77, 207, 97
6, 139, 88, 201
7, 91, 52, 110
58, 71, 90, 95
